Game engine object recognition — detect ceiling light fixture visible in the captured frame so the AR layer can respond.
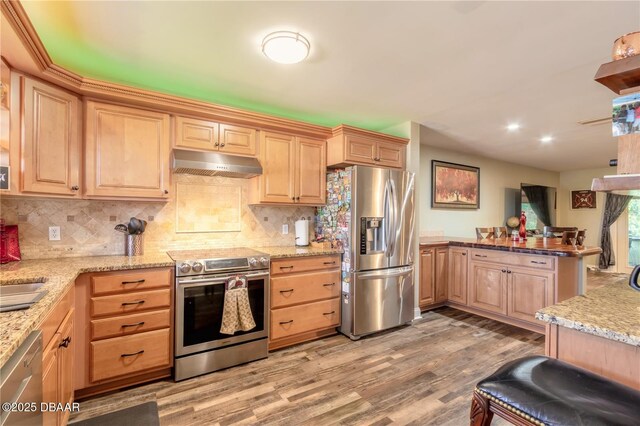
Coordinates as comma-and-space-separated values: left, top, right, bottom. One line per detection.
506, 123, 520, 131
261, 31, 310, 64
540, 135, 553, 143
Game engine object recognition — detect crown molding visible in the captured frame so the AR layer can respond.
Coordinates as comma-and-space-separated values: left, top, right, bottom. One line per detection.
331, 124, 409, 145
0, 0, 334, 139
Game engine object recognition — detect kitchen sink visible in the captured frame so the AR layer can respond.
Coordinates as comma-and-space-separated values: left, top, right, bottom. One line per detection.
0, 282, 48, 312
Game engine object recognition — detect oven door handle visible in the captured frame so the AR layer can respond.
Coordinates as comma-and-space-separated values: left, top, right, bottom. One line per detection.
177, 271, 270, 286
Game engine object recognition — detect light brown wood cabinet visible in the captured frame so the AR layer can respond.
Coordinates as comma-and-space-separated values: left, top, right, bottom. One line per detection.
419, 247, 448, 310
40, 287, 74, 426
327, 125, 407, 169
250, 131, 326, 205
269, 254, 341, 350
468, 261, 507, 315
507, 266, 553, 323
84, 101, 171, 200
447, 247, 468, 304
74, 267, 173, 398
20, 76, 82, 197
174, 116, 257, 157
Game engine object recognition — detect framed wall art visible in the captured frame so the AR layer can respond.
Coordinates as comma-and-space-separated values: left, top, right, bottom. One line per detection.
571, 190, 597, 209
431, 160, 480, 209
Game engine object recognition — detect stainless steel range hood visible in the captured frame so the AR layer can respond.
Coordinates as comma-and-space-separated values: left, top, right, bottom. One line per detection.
172, 149, 262, 178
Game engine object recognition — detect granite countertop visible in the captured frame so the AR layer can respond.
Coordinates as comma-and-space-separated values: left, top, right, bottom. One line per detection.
419, 236, 601, 258
536, 282, 640, 346
259, 246, 343, 258
0, 253, 174, 366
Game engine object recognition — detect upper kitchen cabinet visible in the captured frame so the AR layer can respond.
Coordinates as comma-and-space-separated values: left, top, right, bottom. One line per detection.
327, 125, 408, 169
20, 76, 82, 197
175, 116, 257, 157
249, 131, 326, 205
85, 101, 171, 200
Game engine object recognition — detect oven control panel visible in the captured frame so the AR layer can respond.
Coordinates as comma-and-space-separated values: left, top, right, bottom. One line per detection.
174, 254, 270, 276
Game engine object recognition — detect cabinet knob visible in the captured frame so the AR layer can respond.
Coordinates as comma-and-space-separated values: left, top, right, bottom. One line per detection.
71, 185, 79, 191
501, 269, 506, 273
507, 270, 512, 274
374, 157, 381, 161
295, 196, 300, 201
214, 142, 220, 147
164, 189, 169, 195
220, 143, 225, 147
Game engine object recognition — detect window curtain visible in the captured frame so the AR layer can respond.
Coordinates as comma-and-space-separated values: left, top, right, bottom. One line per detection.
522, 185, 551, 226
598, 193, 633, 269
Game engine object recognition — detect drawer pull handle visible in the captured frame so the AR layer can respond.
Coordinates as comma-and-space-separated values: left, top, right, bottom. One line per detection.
323, 283, 335, 287
323, 261, 336, 265
279, 266, 294, 270
279, 320, 293, 325
474, 254, 487, 258
279, 289, 294, 294
323, 311, 336, 316
121, 300, 145, 306
121, 350, 144, 358
121, 321, 145, 328
530, 261, 547, 265
122, 279, 145, 285
59, 337, 71, 348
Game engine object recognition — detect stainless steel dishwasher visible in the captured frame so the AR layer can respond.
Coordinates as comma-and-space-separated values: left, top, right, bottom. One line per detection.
0, 331, 43, 426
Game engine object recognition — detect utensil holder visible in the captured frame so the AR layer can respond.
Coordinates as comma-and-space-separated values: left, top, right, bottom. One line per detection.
125, 234, 144, 256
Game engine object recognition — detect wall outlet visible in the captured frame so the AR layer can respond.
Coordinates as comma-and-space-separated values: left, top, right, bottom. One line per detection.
48, 226, 61, 241
282, 224, 289, 235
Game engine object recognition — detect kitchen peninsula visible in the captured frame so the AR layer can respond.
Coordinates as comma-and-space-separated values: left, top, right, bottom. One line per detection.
419, 236, 602, 333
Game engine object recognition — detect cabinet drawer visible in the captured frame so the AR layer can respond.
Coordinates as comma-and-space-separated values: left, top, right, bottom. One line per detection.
91, 309, 171, 340
271, 255, 340, 276
91, 289, 170, 317
470, 249, 554, 271
271, 270, 341, 308
91, 268, 172, 295
90, 328, 171, 383
271, 298, 340, 341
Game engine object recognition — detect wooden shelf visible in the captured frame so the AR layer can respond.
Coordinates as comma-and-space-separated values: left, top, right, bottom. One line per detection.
595, 55, 640, 94
591, 175, 640, 196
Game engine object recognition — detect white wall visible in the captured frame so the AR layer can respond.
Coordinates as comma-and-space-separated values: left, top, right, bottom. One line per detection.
419, 140, 560, 238
557, 167, 613, 266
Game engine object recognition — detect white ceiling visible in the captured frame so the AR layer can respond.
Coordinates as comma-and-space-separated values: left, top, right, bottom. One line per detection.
20, 1, 640, 171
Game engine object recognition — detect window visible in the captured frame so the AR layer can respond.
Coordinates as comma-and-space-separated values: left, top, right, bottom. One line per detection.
628, 198, 640, 267
521, 191, 539, 231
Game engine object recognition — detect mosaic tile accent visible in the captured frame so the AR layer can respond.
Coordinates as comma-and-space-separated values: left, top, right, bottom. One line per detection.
0, 174, 314, 259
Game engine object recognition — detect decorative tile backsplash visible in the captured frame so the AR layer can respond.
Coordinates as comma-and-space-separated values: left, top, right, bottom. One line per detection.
0, 174, 314, 259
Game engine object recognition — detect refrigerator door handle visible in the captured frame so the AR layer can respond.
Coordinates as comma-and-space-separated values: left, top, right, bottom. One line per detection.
356, 266, 413, 279
389, 178, 398, 257
384, 180, 392, 257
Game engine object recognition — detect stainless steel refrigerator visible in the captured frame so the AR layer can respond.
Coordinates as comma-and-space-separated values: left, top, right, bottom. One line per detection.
316, 166, 415, 340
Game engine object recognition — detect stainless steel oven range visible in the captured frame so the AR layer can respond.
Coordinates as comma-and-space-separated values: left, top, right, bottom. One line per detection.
168, 248, 270, 381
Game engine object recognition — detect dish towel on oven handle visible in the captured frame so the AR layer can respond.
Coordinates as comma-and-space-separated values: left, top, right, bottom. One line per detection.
220, 275, 256, 335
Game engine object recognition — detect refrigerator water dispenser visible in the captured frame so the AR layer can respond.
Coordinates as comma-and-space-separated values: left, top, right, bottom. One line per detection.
360, 217, 386, 254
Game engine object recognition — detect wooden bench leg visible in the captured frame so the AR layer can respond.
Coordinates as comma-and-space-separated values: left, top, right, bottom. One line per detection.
470, 390, 493, 426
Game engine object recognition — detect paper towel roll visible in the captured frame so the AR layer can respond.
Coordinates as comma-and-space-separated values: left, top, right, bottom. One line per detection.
295, 219, 309, 246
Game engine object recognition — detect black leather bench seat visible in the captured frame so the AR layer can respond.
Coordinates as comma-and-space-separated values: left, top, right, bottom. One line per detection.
476, 356, 640, 426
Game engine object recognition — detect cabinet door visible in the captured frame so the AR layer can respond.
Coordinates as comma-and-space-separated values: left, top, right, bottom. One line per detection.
469, 262, 507, 315
434, 248, 448, 302
344, 135, 376, 165
85, 101, 170, 199
22, 77, 81, 196
419, 249, 435, 308
447, 248, 468, 304
219, 123, 257, 157
57, 310, 74, 426
42, 335, 59, 426
175, 116, 218, 151
376, 140, 405, 169
295, 137, 326, 205
507, 267, 554, 324
258, 132, 295, 203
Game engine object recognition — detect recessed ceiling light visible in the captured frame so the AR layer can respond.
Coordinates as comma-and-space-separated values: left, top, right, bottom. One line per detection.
506, 123, 520, 131
261, 31, 310, 64
540, 135, 553, 143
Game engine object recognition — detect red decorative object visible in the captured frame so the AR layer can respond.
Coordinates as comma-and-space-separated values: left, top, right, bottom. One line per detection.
518, 211, 527, 241
0, 220, 21, 263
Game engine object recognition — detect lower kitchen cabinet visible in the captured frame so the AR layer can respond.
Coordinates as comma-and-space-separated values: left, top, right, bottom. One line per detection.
419, 247, 448, 310
269, 255, 341, 350
40, 287, 74, 426
507, 267, 553, 324
74, 267, 173, 398
468, 261, 507, 315
447, 247, 468, 305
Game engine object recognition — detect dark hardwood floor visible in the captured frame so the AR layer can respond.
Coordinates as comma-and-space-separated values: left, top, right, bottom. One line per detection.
71, 308, 544, 425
